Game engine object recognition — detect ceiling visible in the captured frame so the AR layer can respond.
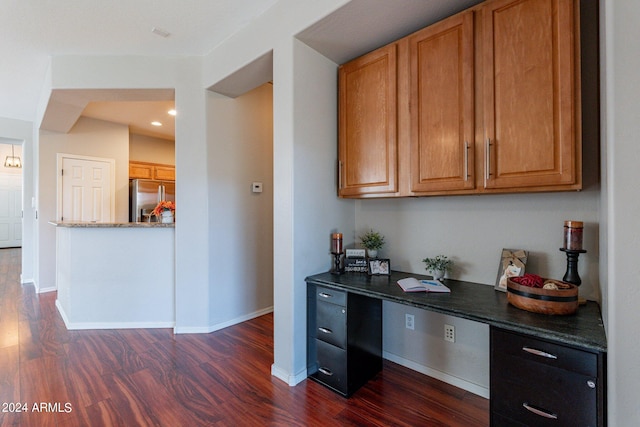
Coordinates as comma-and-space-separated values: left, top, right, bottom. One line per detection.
1, 0, 483, 139
0, 0, 279, 125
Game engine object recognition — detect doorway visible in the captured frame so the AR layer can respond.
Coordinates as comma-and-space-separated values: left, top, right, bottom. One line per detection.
0, 142, 23, 248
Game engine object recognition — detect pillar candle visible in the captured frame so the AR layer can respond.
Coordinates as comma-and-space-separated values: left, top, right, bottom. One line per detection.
331, 233, 343, 253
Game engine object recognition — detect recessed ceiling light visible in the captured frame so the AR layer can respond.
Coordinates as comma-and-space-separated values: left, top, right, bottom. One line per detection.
168, 109, 176, 116
151, 121, 163, 127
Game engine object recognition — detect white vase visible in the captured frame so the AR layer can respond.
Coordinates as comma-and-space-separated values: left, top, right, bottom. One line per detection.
430, 269, 445, 280
367, 249, 378, 258
161, 211, 174, 223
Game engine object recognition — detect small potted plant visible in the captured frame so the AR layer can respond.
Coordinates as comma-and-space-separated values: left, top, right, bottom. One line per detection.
422, 255, 453, 280
359, 229, 385, 258
152, 200, 176, 223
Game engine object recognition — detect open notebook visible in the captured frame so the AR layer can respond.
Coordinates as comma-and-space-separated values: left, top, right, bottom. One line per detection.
397, 277, 451, 293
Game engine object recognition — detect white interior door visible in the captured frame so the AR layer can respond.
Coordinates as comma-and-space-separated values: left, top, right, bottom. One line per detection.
60, 156, 113, 222
0, 174, 22, 248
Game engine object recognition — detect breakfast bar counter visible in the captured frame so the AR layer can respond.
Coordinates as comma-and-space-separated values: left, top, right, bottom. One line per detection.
49, 221, 175, 330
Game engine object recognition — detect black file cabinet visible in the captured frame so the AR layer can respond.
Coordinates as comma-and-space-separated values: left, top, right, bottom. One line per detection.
491, 327, 606, 426
307, 283, 382, 397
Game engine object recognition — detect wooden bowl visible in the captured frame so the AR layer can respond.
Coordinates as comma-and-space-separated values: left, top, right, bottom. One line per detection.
507, 278, 579, 315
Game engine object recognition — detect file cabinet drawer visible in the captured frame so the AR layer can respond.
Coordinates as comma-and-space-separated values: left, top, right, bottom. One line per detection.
315, 285, 346, 306
313, 339, 348, 395
316, 300, 346, 348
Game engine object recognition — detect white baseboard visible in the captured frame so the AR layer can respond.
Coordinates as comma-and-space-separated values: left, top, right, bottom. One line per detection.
173, 306, 274, 334
55, 299, 174, 330
271, 363, 308, 386
383, 351, 490, 399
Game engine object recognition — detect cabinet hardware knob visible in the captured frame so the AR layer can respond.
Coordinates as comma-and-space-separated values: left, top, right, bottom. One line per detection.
522, 403, 558, 419
522, 346, 558, 359
318, 367, 333, 376
318, 327, 333, 334
587, 380, 596, 389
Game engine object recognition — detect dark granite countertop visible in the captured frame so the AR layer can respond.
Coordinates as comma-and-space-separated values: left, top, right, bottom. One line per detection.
306, 270, 607, 353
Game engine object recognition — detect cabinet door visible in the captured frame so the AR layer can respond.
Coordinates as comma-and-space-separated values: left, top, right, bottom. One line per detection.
339, 44, 397, 197
482, 0, 578, 189
129, 162, 153, 179
409, 11, 475, 193
154, 165, 175, 181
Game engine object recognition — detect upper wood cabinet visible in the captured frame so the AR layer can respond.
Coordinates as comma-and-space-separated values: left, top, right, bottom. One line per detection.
338, 44, 398, 197
129, 161, 175, 181
409, 11, 475, 193
482, 0, 580, 190
337, 0, 581, 198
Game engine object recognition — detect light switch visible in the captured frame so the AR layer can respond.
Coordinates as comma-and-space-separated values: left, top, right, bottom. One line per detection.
252, 182, 263, 193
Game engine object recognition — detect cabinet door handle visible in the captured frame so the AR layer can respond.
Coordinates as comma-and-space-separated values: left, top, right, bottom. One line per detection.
318, 327, 333, 334
338, 160, 343, 190
522, 346, 558, 359
522, 403, 558, 420
318, 292, 332, 299
318, 367, 333, 376
484, 138, 491, 181
464, 140, 469, 181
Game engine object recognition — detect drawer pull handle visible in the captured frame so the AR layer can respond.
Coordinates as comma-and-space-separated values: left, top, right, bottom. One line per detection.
522, 347, 558, 359
318, 327, 333, 334
318, 292, 332, 299
318, 367, 333, 376
522, 403, 558, 420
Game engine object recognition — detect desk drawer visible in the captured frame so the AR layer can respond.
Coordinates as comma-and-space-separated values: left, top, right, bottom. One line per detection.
316, 300, 347, 348
314, 339, 348, 395
315, 285, 346, 306
492, 328, 597, 376
492, 352, 597, 426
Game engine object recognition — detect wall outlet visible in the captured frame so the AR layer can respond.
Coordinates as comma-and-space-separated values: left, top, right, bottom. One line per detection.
405, 314, 415, 330
444, 324, 455, 342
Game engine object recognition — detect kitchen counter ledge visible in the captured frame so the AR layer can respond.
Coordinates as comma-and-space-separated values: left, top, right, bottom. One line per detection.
49, 221, 175, 228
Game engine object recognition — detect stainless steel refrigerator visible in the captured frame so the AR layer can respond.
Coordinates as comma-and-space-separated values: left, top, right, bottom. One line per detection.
129, 179, 175, 222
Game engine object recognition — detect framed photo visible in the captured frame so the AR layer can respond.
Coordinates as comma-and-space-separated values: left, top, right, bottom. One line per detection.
368, 258, 391, 276
495, 249, 528, 292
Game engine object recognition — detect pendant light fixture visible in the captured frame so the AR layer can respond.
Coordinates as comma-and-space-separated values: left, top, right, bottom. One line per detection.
4, 144, 22, 168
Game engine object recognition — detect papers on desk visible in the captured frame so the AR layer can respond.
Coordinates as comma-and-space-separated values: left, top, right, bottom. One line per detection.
397, 277, 451, 293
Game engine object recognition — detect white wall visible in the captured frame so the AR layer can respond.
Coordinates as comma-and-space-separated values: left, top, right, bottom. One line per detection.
37, 117, 129, 291
602, 0, 640, 424
129, 133, 175, 165
206, 83, 274, 329
289, 39, 357, 382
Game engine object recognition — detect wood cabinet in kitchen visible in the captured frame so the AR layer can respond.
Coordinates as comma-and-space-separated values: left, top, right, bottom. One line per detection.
338, 44, 398, 197
129, 161, 175, 181
337, 0, 582, 198
408, 11, 475, 193
481, 0, 581, 191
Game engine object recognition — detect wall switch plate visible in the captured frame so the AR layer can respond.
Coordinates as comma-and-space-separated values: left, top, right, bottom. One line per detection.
252, 182, 263, 193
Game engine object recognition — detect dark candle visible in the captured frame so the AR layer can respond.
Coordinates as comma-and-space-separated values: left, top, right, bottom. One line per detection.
331, 233, 343, 254
563, 220, 583, 250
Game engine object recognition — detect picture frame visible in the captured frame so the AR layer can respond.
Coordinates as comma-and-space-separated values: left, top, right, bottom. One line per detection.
495, 249, 528, 292
368, 258, 391, 276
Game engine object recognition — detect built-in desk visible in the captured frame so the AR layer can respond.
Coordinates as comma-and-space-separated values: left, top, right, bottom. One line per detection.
306, 271, 607, 426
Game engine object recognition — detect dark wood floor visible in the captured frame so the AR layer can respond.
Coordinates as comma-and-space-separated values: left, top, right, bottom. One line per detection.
0, 248, 488, 426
